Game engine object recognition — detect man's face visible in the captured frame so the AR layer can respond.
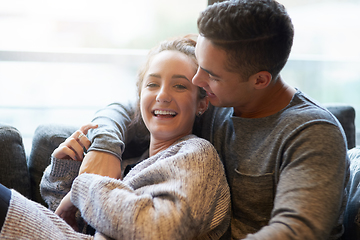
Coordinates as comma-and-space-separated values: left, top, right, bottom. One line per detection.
193, 36, 254, 111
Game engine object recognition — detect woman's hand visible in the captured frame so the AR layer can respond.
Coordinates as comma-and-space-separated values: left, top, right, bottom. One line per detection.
55, 191, 79, 231
52, 123, 98, 161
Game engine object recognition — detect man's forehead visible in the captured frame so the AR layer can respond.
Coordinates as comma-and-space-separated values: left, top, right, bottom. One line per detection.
195, 36, 227, 71
195, 36, 213, 61
196, 35, 207, 51
196, 35, 205, 43
195, 36, 203, 56
196, 36, 225, 57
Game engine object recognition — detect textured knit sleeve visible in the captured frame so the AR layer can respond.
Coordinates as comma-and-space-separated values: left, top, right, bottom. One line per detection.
0, 190, 93, 240
87, 102, 149, 161
40, 157, 82, 211
71, 138, 230, 240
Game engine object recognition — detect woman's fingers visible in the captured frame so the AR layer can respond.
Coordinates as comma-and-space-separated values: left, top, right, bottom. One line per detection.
69, 134, 87, 161
76, 131, 91, 154
52, 144, 77, 160
80, 123, 98, 135
52, 124, 98, 161
52, 138, 82, 161
55, 192, 79, 231
53, 131, 87, 161
77, 123, 98, 155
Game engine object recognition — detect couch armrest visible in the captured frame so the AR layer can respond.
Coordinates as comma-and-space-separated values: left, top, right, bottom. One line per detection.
0, 124, 31, 198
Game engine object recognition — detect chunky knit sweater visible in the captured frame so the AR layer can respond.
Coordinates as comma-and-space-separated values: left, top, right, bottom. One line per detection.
0, 135, 230, 240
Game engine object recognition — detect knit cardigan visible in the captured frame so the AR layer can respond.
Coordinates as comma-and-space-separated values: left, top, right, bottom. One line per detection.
0, 135, 230, 240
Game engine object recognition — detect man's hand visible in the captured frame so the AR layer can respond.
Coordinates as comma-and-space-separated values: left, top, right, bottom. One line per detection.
79, 151, 122, 179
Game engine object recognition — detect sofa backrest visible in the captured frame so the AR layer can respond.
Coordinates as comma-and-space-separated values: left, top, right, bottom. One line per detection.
325, 104, 356, 149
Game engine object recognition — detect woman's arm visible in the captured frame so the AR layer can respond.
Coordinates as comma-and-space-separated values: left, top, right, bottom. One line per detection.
40, 158, 82, 212
40, 124, 97, 211
71, 139, 230, 240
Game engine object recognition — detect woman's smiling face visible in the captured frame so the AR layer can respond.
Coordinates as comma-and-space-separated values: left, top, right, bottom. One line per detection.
140, 50, 204, 142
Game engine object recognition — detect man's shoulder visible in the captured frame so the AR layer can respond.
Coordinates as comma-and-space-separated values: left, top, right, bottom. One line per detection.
283, 91, 339, 125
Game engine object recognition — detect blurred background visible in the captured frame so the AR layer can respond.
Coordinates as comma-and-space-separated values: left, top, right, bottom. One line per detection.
0, 0, 359, 154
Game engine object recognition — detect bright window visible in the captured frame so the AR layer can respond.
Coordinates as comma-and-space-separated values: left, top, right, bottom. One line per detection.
0, 0, 207, 153
279, 0, 360, 146
0, 0, 359, 154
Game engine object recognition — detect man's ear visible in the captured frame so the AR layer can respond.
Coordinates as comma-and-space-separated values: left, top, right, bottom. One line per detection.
252, 71, 272, 89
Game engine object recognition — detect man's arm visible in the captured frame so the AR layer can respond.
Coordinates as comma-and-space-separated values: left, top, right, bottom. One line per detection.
79, 151, 122, 179
79, 102, 150, 178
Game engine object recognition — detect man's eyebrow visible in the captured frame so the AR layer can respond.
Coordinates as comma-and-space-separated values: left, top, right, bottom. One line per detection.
200, 67, 220, 78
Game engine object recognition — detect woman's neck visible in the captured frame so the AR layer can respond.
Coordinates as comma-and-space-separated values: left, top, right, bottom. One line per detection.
149, 134, 187, 157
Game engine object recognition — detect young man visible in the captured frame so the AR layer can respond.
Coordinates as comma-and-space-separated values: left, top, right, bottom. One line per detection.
81, 1, 349, 239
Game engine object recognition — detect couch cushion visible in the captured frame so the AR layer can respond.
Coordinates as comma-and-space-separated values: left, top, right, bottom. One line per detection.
0, 124, 30, 198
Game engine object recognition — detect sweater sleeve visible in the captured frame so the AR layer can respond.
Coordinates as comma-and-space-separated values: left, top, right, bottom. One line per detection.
87, 102, 149, 161
0, 190, 93, 240
70, 139, 230, 240
40, 157, 82, 211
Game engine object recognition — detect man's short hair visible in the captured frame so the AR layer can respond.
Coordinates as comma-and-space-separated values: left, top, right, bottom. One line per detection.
198, 0, 294, 81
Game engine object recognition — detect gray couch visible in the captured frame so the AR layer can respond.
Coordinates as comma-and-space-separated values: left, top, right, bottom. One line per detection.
323, 104, 356, 149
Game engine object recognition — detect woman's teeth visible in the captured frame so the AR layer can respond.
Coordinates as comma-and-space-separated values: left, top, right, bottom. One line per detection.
153, 110, 176, 116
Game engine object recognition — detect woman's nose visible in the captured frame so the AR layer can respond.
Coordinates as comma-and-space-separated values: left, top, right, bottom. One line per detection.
156, 87, 172, 103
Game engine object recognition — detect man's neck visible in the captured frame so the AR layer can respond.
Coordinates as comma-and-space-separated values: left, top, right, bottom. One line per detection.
233, 77, 296, 118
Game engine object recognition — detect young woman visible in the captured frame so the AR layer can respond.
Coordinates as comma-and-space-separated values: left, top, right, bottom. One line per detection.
0, 37, 230, 240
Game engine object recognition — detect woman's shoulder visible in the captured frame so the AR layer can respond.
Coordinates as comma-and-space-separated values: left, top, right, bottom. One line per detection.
171, 135, 220, 164
176, 134, 215, 150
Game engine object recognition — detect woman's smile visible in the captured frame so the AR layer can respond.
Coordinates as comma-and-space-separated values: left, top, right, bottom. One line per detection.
152, 109, 177, 118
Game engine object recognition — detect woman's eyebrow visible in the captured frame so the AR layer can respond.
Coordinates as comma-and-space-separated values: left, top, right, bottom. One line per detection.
148, 73, 190, 82
148, 73, 161, 78
172, 74, 190, 82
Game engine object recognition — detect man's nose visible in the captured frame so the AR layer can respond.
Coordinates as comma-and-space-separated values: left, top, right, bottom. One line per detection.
192, 67, 207, 88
